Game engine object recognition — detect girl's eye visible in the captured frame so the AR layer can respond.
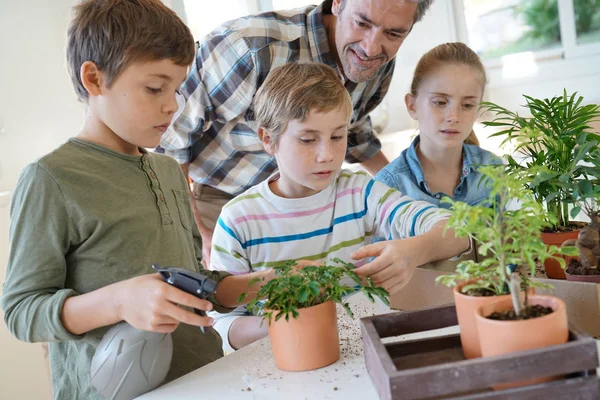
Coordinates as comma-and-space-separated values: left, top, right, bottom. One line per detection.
300, 138, 315, 144
433, 100, 447, 106
463, 104, 475, 109
356, 20, 368, 28
146, 87, 162, 94
331, 135, 344, 141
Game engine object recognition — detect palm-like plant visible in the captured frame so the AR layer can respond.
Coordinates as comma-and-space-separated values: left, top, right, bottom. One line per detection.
480, 90, 600, 231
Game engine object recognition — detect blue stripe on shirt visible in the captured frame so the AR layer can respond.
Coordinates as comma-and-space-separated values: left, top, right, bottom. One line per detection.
218, 217, 242, 245
410, 206, 435, 237
239, 200, 371, 249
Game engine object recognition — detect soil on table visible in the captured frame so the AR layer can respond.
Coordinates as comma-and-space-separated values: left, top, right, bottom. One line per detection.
565, 259, 600, 276
487, 305, 554, 321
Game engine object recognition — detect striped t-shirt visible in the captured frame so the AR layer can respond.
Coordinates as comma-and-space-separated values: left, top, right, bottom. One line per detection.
210, 170, 450, 273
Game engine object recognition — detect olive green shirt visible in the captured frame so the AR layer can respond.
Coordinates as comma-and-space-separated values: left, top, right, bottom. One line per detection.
1, 138, 232, 399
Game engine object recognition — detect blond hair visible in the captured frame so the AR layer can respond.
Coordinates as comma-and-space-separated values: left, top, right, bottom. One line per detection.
410, 42, 487, 146
67, 0, 195, 102
254, 62, 353, 143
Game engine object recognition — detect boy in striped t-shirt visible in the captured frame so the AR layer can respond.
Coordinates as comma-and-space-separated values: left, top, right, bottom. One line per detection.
209, 62, 470, 352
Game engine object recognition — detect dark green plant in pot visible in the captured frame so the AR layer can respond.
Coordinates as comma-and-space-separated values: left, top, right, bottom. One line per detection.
480, 90, 600, 231
238, 259, 390, 324
436, 165, 577, 303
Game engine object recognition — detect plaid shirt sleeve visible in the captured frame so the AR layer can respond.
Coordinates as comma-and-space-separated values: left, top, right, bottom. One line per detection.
158, 30, 259, 164
344, 60, 395, 164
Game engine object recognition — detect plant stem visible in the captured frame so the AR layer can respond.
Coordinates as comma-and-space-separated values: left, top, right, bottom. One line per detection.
509, 273, 524, 316
562, 200, 569, 227
497, 189, 507, 288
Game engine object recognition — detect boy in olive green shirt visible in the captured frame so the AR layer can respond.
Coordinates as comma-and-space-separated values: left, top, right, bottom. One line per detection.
1, 1, 273, 399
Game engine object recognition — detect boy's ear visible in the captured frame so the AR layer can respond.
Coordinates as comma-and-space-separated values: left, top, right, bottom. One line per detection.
405, 93, 418, 120
331, 0, 342, 17
258, 127, 276, 155
80, 61, 104, 97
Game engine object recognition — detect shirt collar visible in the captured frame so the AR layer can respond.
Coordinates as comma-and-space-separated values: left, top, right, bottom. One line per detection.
407, 135, 472, 188
406, 135, 427, 188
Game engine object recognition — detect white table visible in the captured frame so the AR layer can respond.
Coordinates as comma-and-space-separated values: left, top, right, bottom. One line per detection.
137, 293, 458, 400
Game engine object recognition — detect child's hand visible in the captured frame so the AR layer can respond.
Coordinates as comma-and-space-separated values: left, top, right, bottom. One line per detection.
350, 239, 418, 295
116, 274, 214, 333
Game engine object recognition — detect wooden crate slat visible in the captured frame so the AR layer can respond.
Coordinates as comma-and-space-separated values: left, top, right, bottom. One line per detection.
387, 337, 598, 398
361, 318, 394, 400
361, 304, 600, 400
454, 375, 600, 400
363, 304, 457, 338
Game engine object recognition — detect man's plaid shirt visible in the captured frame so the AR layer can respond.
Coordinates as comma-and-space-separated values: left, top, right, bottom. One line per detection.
158, 0, 395, 196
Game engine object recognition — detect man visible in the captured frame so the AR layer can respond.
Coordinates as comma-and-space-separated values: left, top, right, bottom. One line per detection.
158, 0, 434, 265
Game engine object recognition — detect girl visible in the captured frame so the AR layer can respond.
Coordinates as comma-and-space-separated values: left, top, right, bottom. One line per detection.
375, 42, 502, 208
208, 61, 470, 352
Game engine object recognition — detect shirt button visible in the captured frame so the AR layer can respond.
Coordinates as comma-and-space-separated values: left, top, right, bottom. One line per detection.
159, 194, 165, 202
151, 172, 157, 179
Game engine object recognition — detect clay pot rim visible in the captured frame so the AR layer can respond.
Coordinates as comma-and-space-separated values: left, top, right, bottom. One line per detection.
474, 294, 565, 326
564, 271, 600, 277
453, 279, 531, 300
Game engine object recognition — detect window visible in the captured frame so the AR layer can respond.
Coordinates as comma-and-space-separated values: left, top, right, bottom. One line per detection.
455, 0, 600, 62
182, 1, 260, 41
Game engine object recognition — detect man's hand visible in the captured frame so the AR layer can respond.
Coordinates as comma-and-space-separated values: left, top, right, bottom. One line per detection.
116, 274, 215, 333
350, 239, 420, 295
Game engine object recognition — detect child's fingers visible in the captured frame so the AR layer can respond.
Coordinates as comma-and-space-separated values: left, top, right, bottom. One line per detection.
353, 256, 387, 277
163, 284, 214, 312
161, 301, 214, 327
351, 242, 384, 261
368, 265, 397, 285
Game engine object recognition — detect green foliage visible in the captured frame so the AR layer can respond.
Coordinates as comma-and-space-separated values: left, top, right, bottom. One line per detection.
517, 0, 560, 43
238, 259, 390, 324
435, 165, 577, 298
516, 0, 600, 43
481, 90, 600, 230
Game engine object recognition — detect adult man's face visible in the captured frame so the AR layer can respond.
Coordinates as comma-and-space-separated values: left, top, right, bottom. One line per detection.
331, 0, 418, 83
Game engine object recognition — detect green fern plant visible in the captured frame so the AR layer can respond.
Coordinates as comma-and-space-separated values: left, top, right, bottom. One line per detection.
436, 165, 577, 300
480, 90, 600, 231
238, 259, 389, 324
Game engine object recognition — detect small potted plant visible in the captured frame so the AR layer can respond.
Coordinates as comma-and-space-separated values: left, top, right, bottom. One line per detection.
436, 165, 575, 359
480, 90, 600, 279
239, 259, 389, 372
561, 196, 600, 283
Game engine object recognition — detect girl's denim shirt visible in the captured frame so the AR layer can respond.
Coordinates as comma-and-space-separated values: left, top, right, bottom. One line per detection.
375, 135, 503, 209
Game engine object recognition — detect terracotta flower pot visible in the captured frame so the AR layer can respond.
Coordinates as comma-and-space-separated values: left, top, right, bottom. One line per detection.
475, 295, 568, 389
266, 300, 340, 371
453, 281, 531, 359
565, 271, 600, 283
541, 230, 580, 279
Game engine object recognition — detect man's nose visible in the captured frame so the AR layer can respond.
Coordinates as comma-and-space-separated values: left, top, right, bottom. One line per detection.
360, 30, 384, 59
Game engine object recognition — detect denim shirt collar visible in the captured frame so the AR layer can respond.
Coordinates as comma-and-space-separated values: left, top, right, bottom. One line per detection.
406, 135, 473, 194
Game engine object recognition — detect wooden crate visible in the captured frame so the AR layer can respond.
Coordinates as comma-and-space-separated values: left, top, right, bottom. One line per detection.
360, 304, 600, 399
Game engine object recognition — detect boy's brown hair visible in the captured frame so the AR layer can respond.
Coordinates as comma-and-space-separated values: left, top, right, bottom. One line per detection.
67, 0, 195, 102
254, 61, 353, 144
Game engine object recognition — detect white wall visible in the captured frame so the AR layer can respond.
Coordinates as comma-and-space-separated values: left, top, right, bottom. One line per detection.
0, 0, 84, 399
